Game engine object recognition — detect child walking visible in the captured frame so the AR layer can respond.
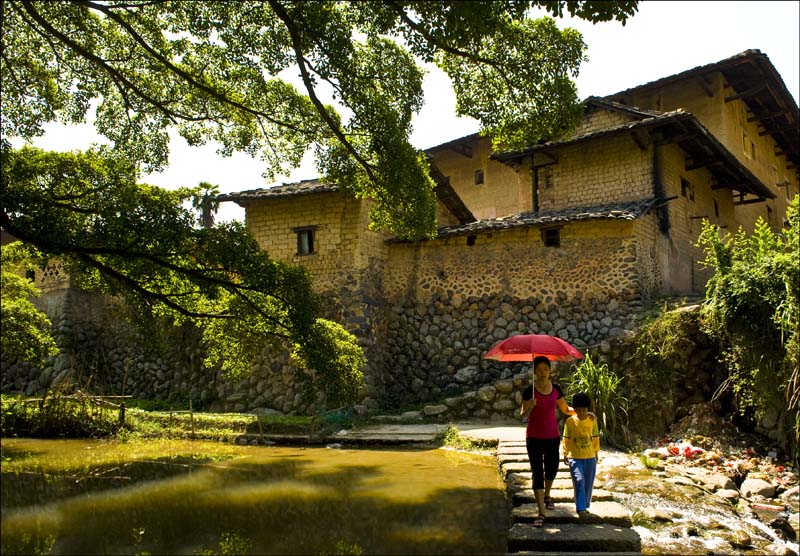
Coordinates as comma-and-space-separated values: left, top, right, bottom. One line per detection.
561, 392, 600, 514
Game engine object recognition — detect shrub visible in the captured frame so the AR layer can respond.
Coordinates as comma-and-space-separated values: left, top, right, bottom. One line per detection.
696, 196, 799, 462
566, 355, 629, 448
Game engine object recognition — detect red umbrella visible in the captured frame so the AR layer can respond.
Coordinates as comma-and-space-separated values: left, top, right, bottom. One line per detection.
483, 334, 584, 362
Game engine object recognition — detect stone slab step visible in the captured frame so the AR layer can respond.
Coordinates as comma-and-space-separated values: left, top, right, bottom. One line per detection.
499, 441, 528, 448
502, 462, 571, 474
512, 501, 632, 527
506, 474, 574, 490
498, 453, 531, 464
506, 550, 642, 556
507, 522, 642, 553
497, 445, 529, 454
512, 488, 614, 507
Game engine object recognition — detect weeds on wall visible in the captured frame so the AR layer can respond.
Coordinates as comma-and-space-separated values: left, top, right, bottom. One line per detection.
626, 305, 701, 437
566, 355, 629, 448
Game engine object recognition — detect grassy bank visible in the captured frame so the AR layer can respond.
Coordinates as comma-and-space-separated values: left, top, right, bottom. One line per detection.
0, 394, 353, 442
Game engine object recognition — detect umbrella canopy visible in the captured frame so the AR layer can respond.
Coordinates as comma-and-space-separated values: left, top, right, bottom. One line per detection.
483, 334, 584, 362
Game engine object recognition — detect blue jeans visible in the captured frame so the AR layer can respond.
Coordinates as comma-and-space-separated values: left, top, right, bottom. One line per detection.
568, 457, 597, 512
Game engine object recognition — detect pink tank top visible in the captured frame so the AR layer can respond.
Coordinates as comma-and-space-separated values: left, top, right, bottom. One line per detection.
525, 383, 563, 439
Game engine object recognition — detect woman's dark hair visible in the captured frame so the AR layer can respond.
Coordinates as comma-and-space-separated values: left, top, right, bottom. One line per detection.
572, 392, 591, 408
532, 355, 551, 369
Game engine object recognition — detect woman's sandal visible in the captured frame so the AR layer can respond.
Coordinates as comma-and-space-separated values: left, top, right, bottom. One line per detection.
544, 497, 556, 511
533, 515, 545, 528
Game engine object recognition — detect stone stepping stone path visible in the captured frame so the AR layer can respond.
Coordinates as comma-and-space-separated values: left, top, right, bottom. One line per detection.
496, 440, 642, 555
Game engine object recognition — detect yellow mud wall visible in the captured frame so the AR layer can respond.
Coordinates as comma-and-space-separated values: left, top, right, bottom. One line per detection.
430, 137, 530, 219
244, 192, 388, 290
624, 72, 799, 233
656, 143, 737, 294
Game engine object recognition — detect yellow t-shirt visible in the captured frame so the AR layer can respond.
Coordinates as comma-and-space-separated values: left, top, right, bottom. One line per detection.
562, 414, 600, 459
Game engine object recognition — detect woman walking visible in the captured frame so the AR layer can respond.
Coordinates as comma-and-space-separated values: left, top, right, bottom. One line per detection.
520, 355, 575, 527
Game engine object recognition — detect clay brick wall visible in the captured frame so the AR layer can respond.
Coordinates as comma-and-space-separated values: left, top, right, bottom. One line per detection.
574, 108, 633, 136
244, 191, 388, 288
541, 134, 653, 211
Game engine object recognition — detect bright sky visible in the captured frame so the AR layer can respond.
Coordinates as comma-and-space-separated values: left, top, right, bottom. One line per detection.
20, 1, 800, 223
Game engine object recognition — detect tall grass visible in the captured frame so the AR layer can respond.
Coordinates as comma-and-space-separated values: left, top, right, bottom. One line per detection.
566, 355, 629, 448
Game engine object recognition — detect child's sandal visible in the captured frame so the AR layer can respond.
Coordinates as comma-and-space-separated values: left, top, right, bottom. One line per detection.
544, 497, 555, 511
533, 515, 545, 528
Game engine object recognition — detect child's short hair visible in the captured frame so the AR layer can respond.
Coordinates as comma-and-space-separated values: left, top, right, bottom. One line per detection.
532, 355, 551, 369
572, 392, 591, 408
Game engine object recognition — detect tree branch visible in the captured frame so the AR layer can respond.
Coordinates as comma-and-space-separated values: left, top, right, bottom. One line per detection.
81, 0, 316, 137
267, 0, 378, 182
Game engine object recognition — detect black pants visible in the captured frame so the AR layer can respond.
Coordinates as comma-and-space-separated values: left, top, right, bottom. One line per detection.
526, 437, 561, 490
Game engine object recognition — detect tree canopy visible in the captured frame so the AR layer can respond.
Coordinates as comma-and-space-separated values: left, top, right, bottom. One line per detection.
2, 0, 637, 239
1, 1, 637, 406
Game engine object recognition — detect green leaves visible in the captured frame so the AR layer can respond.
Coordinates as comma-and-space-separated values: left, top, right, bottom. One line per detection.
0, 244, 59, 366
3, 0, 638, 240
696, 197, 799, 459
2, 146, 365, 405
439, 17, 586, 150
567, 355, 629, 447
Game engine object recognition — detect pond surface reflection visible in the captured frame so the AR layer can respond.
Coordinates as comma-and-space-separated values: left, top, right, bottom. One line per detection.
1, 438, 508, 555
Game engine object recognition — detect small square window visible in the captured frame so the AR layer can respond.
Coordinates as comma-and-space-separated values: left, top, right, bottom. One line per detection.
466, 235, 476, 246
474, 169, 484, 185
542, 228, 561, 247
296, 228, 315, 255
714, 200, 719, 218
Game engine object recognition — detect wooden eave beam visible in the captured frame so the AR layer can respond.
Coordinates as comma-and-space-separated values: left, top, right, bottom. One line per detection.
531, 152, 558, 168
734, 197, 767, 206
759, 123, 800, 136
725, 83, 767, 102
686, 159, 723, 171
747, 110, 790, 123
630, 129, 648, 151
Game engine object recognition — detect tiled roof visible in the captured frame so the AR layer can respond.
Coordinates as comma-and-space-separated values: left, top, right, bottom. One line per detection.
492, 110, 693, 160
583, 97, 664, 119
216, 179, 338, 202
491, 110, 775, 200
387, 198, 659, 242
604, 49, 799, 167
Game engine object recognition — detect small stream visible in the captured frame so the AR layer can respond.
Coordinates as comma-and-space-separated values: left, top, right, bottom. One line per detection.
599, 459, 799, 555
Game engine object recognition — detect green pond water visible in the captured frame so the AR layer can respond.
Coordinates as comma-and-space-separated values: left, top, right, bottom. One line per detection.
0, 438, 509, 555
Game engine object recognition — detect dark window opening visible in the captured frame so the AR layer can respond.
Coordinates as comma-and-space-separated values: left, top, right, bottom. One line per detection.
474, 169, 484, 185
542, 228, 561, 247
681, 178, 695, 201
466, 235, 476, 246
714, 200, 719, 218
296, 228, 315, 255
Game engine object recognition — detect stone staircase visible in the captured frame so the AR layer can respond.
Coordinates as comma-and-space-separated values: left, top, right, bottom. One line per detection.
498, 440, 642, 555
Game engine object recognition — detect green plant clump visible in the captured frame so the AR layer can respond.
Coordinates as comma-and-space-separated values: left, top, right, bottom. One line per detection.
566, 355, 629, 448
434, 425, 495, 451
696, 196, 799, 462
1, 393, 121, 438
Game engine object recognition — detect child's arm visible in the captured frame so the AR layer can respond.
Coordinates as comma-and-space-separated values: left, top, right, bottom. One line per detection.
562, 419, 574, 462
